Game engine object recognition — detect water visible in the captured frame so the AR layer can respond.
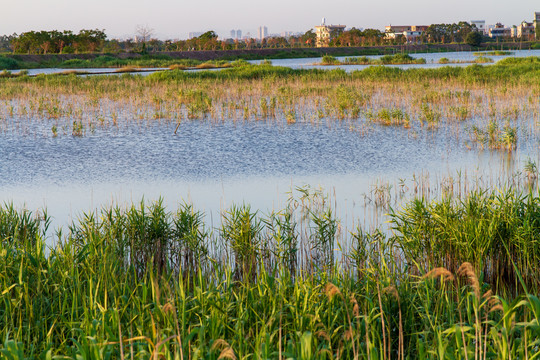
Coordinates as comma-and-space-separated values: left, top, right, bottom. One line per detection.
9, 49, 540, 76
249, 49, 540, 71
1, 114, 535, 235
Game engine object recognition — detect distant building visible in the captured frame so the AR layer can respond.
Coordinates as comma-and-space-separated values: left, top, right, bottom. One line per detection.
258, 26, 268, 41
236, 30, 242, 40
488, 23, 511, 38
470, 20, 487, 34
385, 25, 412, 33
535, 12, 540, 39
230, 30, 236, 39
315, 19, 346, 47
385, 25, 428, 42
515, 21, 535, 39
403, 30, 424, 43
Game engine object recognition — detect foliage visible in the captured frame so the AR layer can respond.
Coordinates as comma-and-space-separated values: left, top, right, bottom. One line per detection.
0, 57, 19, 70
424, 22, 475, 43
465, 31, 483, 47
331, 28, 385, 46
0, 189, 540, 357
10, 29, 106, 54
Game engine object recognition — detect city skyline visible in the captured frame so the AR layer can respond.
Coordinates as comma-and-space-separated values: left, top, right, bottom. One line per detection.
1, 0, 537, 40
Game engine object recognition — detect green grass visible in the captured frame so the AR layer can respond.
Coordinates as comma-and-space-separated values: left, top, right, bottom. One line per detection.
58, 55, 235, 69
319, 54, 426, 66
142, 56, 540, 85
473, 51, 514, 56
1, 187, 540, 358
0, 56, 20, 70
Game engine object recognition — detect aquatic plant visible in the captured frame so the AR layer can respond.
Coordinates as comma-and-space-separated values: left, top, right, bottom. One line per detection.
0, 189, 539, 357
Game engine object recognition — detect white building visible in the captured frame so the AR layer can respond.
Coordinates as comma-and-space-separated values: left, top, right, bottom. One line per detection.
515, 21, 535, 39
470, 20, 486, 35
488, 23, 511, 38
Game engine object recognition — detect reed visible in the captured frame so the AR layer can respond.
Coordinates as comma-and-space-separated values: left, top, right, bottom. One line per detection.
1, 56, 540, 358
0, 187, 539, 358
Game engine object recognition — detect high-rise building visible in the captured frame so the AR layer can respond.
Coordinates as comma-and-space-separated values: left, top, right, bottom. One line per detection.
230, 30, 236, 39
236, 30, 242, 40
258, 26, 268, 41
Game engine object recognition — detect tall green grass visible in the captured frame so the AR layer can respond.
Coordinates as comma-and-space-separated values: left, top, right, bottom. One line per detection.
1, 188, 540, 358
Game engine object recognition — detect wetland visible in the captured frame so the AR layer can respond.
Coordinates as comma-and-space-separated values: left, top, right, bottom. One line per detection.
1, 53, 540, 358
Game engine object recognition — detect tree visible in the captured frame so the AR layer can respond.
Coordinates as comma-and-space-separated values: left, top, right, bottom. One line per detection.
300, 30, 316, 47
465, 31, 483, 47
135, 24, 154, 43
198, 31, 218, 41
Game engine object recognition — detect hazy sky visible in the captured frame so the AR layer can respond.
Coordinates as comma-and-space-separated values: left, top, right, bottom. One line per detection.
1, 0, 538, 39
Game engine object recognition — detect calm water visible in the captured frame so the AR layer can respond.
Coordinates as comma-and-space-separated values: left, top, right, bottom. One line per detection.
249, 49, 540, 71
1, 116, 536, 234
9, 49, 540, 76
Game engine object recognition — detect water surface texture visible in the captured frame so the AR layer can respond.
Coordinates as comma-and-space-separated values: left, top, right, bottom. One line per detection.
1, 116, 535, 233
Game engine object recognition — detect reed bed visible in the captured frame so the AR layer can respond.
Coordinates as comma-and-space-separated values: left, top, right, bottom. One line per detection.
0, 58, 537, 144
320, 54, 427, 66
1, 188, 540, 358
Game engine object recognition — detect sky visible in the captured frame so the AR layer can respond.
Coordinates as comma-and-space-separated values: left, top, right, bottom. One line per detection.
1, 0, 538, 40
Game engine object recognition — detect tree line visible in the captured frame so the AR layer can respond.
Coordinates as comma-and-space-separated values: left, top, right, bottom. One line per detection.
8, 29, 106, 54
0, 22, 523, 55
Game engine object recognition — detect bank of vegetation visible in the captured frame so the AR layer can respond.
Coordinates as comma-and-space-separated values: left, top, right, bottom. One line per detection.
0, 57, 538, 153
319, 54, 427, 65
1, 186, 540, 358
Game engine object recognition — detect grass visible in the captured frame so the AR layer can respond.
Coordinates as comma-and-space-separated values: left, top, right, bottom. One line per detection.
1, 187, 540, 357
438, 56, 495, 64
473, 51, 514, 56
319, 54, 426, 66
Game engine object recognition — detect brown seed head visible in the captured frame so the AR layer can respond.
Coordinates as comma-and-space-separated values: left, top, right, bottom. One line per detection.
423, 267, 455, 282
383, 285, 400, 301
325, 282, 342, 300
315, 330, 331, 342
211, 339, 230, 351
350, 294, 360, 317
457, 262, 480, 298
162, 302, 174, 314
489, 304, 504, 313
218, 347, 237, 360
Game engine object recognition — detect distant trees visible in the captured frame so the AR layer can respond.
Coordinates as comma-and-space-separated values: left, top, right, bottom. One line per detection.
11, 29, 106, 54
465, 31, 483, 47
332, 28, 385, 46
3, 21, 504, 56
423, 22, 474, 43
135, 25, 154, 43
0, 34, 16, 52
300, 30, 316, 47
